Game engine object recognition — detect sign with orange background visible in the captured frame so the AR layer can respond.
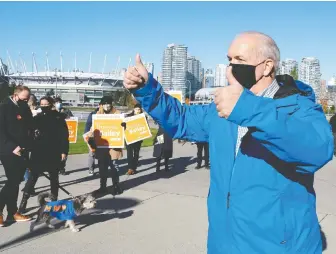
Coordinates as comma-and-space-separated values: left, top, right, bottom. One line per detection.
66, 117, 78, 143
166, 90, 183, 103
92, 114, 124, 148
124, 113, 152, 144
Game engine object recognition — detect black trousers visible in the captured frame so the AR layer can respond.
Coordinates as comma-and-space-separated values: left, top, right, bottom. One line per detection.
98, 157, 120, 188
126, 141, 142, 170
156, 156, 169, 170
196, 142, 209, 166
0, 154, 26, 215
23, 169, 59, 199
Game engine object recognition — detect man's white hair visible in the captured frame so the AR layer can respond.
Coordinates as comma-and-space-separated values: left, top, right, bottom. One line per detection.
239, 31, 280, 72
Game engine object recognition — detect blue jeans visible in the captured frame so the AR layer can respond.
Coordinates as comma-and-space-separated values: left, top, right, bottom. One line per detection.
24, 169, 30, 182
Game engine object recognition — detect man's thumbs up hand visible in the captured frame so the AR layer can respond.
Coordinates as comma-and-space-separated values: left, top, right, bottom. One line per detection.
123, 54, 149, 90
214, 66, 244, 119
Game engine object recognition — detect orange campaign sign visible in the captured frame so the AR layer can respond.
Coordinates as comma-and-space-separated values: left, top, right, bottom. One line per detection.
66, 117, 78, 144
124, 113, 152, 145
166, 90, 183, 103
92, 114, 125, 148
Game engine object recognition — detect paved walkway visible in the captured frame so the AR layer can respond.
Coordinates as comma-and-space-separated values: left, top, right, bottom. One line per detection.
0, 142, 335, 253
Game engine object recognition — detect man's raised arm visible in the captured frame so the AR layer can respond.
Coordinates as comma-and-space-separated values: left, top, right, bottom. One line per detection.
123, 54, 211, 142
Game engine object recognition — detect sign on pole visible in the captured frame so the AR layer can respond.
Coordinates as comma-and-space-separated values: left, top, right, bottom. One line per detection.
124, 113, 152, 145
66, 117, 78, 143
166, 90, 183, 103
92, 114, 125, 148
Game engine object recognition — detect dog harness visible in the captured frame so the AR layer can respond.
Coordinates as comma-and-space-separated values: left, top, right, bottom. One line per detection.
43, 200, 76, 220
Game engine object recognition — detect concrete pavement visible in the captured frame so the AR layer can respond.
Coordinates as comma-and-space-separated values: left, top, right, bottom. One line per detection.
0, 142, 335, 253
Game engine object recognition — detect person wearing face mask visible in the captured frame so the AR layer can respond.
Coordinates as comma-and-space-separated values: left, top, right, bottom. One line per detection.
0, 85, 33, 226
53, 97, 73, 175
89, 96, 123, 196
54, 97, 73, 119
18, 96, 69, 213
84, 105, 100, 176
123, 32, 333, 254
123, 104, 145, 175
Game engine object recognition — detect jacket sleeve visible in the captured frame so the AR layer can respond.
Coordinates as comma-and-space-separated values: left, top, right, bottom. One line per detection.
228, 89, 334, 173
85, 112, 93, 133
59, 118, 69, 155
0, 104, 18, 153
132, 73, 210, 142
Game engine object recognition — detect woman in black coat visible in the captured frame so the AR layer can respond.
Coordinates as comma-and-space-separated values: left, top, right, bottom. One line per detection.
153, 124, 173, 172
19, 96, 69, 213
125, 104, 144, 175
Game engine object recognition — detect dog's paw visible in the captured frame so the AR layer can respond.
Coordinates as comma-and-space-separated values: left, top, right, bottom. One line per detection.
47, 224, 55, 229
71, 227, 80, 233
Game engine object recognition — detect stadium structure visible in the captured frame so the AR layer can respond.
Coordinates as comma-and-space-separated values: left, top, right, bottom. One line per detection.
1, 52, 154, 106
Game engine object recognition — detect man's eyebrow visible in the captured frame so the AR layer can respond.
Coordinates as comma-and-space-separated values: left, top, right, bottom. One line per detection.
227, 55, 246, 61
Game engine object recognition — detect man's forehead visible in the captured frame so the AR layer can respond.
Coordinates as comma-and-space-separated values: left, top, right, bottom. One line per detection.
228, 35, 259, 58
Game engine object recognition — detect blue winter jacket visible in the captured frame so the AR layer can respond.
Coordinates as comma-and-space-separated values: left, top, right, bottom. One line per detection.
132, 73, 334, 254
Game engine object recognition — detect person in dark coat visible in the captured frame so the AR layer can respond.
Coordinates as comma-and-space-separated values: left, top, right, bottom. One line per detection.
329, 113, 336, 155
0, 85, 33, 225
153, 125, 173, 172
54, 97, 73, 175
195, 142, 210, 169
85, 106, 99, 175
19, 96, 69, 213
124, 104, 145, 175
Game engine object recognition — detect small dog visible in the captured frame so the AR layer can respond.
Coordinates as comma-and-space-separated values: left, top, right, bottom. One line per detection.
30, 193, 97, 233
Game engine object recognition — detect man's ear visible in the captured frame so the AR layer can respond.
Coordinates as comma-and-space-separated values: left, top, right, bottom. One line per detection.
263, 59, 275, 77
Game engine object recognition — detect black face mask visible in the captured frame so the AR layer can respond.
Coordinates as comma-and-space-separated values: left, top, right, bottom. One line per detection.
17, 99, 28, 108
41, 106, 52, 114
230, 61, 265, 89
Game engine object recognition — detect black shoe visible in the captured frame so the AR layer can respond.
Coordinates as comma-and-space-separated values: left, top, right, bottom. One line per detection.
112, 184, 123, 196
205, 165, 210, 170
195, 165, 202, 170
59, 169, 67, 175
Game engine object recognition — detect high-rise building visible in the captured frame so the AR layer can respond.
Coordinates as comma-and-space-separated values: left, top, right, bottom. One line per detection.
187, 56, 202, 97
299, 57, 321, 99
162, 44, 188, 97
280, 59, 298, 76
157, 72, 162, 83
143, 62, 154, 76
215, 64, 228, 87
320, 80, 328, 100
204, 68, 215, 88
200, 68, 205, 88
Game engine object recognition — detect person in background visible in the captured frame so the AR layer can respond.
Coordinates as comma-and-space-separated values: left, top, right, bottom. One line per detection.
23, 94, 39, 182
54, 97, 73, 175
124, 104, 144, 175
85, 104, 100, 176
0, 85, 33, 226
54, 97, 73, 119
86, 96, 123, 195
329, 113, 336, 155
195, 142, 210, 169
19, 96, 69, 213
153, 124, 173, 172
28, 94, 39, 117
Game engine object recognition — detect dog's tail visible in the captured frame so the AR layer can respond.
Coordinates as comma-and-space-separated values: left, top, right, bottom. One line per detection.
37, 193, 52, 206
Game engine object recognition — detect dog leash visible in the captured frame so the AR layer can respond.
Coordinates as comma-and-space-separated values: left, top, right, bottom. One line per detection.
42, 172, 74, 199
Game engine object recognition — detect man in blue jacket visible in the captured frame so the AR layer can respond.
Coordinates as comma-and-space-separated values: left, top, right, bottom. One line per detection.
124, 31, 334, 253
